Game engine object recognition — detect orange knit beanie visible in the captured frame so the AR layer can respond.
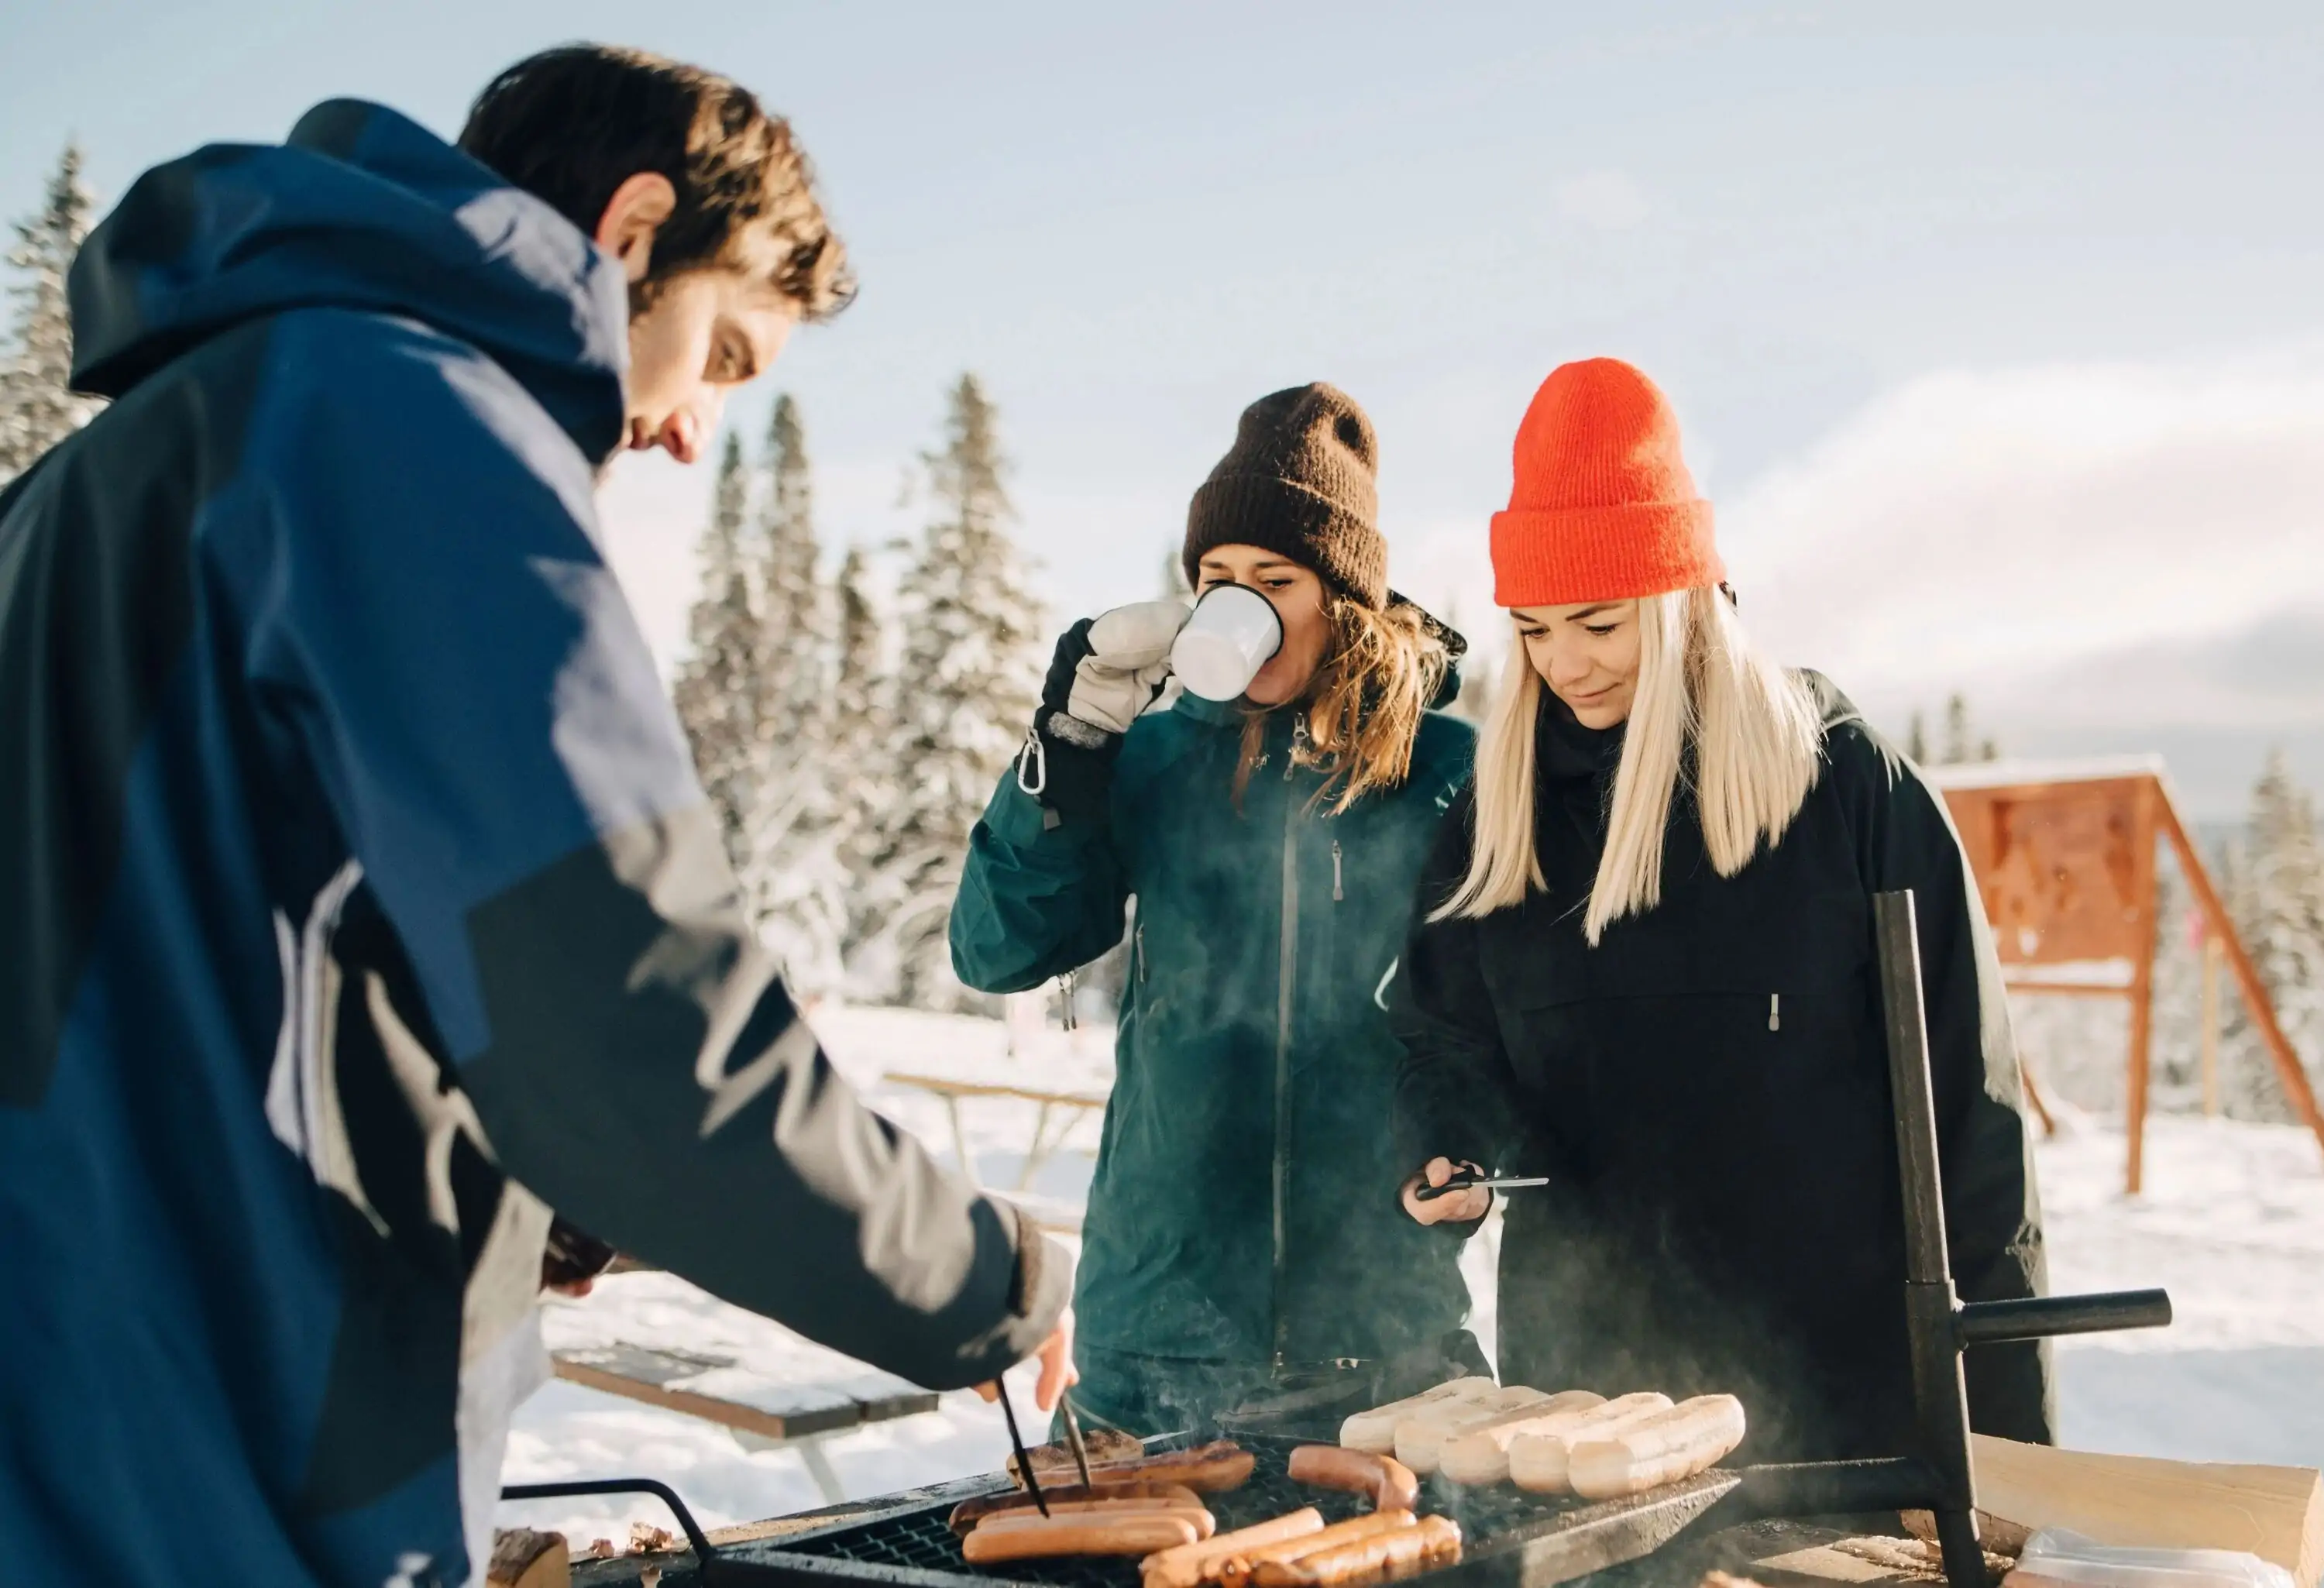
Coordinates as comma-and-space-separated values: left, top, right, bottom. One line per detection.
1489, 358, 1724, 607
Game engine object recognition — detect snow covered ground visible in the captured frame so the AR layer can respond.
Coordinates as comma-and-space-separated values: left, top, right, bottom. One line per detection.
495, 1008, 2324, 1546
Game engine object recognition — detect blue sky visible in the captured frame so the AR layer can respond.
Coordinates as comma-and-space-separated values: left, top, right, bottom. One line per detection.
6, 2, 2322, 815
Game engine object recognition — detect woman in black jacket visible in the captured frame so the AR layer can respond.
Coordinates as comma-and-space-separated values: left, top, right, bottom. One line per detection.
1392, 357, 2052, 1464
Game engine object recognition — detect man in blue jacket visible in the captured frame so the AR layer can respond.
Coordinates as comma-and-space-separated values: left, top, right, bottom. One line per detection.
0, 46, 1069, 1588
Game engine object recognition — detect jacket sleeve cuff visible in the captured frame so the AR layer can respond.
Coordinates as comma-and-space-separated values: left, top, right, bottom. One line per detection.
1005, 1201, 1073, 1331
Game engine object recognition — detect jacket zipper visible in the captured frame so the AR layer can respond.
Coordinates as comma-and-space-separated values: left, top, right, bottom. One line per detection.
1271, 716, 1308, 1372
1332, 840, 1344, 903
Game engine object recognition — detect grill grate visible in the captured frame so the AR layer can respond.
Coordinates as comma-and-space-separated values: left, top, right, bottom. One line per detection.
740, 1435, 1724, 1588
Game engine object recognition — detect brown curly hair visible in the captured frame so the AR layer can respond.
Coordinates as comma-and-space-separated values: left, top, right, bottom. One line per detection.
459, 44, 855, 321
1232, 597, 1452, 816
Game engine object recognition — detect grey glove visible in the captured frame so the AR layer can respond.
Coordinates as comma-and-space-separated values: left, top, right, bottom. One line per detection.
1019, 601, 1190, 825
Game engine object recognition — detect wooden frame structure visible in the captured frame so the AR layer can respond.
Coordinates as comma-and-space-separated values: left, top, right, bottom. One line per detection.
1928, 757, 2324, 1192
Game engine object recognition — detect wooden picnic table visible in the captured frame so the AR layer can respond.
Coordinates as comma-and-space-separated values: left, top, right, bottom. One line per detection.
884, 1071, 1109, 1195
549, 1342, 938, 1504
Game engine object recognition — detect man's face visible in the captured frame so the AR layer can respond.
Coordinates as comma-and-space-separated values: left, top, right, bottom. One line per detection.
624, 271, 796, 464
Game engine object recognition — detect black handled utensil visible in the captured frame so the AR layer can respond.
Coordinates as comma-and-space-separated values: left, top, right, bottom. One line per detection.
995, 1383, 1050, 1518
1413, 1171, 1549, 1201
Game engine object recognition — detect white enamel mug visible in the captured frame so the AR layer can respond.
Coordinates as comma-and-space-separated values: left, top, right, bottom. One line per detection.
1170, 583, 1284, 702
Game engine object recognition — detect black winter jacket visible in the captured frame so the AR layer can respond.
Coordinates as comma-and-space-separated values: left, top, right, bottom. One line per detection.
1391, 676, 2052, 1463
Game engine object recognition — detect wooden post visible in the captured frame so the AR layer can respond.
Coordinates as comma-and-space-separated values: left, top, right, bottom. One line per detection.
2020, 1052, 2057, 1139
2201, 934, 2223, 1120
2124, 781, 2161, 1196
2154, 791, 2324, 1163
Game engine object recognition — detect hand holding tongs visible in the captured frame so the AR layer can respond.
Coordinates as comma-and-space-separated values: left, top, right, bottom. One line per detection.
1411, 1168, 1550, 1201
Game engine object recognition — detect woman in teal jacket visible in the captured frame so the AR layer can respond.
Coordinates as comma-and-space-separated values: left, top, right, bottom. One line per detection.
951, 383, 1482, 1435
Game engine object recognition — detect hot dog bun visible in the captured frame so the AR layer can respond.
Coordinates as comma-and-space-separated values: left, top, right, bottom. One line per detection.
1567, 1395, 1747, 1500
1506, 1394, 1674, 1494
1336, 1377, 1497, 1455
1435, 1390, 1606, 1486
1396, 1386, 1559, 1476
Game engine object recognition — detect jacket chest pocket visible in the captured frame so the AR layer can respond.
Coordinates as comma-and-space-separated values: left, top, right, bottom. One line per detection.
1478, 889, 1879, 1121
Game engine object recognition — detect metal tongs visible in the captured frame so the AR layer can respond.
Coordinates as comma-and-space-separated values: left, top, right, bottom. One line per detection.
1411, 1168, 1550, 1201
996, 1383, 1095, 1519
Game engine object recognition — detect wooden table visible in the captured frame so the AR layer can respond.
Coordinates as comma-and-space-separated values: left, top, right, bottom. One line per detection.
549, 1343, 937, 1504
884, 1071, 1109, 1194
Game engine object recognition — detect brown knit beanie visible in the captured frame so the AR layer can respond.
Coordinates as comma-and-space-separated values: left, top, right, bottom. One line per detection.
1183, 382, 1388, 608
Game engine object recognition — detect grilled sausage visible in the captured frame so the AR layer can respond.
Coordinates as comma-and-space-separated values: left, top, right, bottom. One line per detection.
1285, 1447, 1419, 1512
1214, 1511, 1415, 1588
963, 1514, 1200, 1562
978, 1501, 1215, 1540
1006, 1428, 1147, 1484
952, 1482, 1204, 1534
1251, 1516, 1462, 1586
1073, 1442, 1257, 1494
1506, 1394, 1674, 1494
1568, 1395, 1746, 1500
1337, 1377, 1497, 1455
1140, 1508, 1325, 1588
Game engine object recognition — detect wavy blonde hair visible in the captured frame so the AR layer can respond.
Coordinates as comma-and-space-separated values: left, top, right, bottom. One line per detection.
1232, 597, 1451, 815
1432, 586, 1823, 942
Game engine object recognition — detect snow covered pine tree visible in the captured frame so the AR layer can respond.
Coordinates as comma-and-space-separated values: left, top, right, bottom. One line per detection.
747, 394, 851, 999
830, 545, 901, 998
0, 143, 103, 486
2223, 750, 2324, 1120
866, 375, 1044, 1010
672, 431, 765, 877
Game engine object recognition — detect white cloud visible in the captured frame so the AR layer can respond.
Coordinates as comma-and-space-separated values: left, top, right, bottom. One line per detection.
1554, 170, 1652, 232
1724, 351, 2324, 744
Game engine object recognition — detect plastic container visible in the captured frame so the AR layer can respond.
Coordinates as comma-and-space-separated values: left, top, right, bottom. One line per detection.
2005, 1529, 2297, 1588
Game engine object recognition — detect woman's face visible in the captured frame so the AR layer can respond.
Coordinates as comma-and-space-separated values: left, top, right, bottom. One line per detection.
1514, 600, 1643, 728
1196, 545, 1330, 706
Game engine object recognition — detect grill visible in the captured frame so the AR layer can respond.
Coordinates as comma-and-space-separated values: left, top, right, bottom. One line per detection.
727, 1434, 1731, 1588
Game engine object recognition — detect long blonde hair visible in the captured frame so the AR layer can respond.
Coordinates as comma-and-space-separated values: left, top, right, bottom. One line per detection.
1432, 586, 1822, 943
1233, 596, 1450, 815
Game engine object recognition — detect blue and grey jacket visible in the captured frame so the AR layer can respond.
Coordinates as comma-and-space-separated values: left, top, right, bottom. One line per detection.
0, 101, 1065, 1588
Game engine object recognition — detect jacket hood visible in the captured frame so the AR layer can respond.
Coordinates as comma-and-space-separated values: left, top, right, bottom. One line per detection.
70, 99, 629, 461
1397, 593, 1468, 712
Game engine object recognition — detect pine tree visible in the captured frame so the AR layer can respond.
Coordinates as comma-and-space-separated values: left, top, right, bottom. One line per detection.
865, 375, 1046, 1010
2220, 750, 2324, 1120
830, 545, 900, 995
744, 395, 850, 999
0, 143, 103, 484
671, 433, 762, 878
1905, 712, 1929, 765
1941, 694, 1972, 766
1162, 543, 1191, 599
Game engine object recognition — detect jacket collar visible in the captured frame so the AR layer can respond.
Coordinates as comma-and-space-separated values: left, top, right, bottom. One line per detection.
1535, 692, 1625, 784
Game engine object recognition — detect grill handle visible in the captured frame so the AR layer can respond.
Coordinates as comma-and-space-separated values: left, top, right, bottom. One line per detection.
501, 1477, 717, 1569
1954, 1289, 2172, 1345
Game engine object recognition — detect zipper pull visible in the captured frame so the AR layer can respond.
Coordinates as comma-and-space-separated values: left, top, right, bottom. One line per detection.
1769, 992, 1780, 1033
1332, 840, 1344, 902
1060, 969, 1079, 1033
1286, 715, 1310, 780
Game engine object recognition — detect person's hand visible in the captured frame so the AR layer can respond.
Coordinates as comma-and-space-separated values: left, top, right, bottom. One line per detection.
1401, 1157, 1491, 1225
975, 1310, 1078, 1411
1021, 604, 1189, 825
1056, 603, 1188, 738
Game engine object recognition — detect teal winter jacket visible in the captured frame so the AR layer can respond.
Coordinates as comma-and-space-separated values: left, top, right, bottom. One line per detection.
952, 693, 1478, 1369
